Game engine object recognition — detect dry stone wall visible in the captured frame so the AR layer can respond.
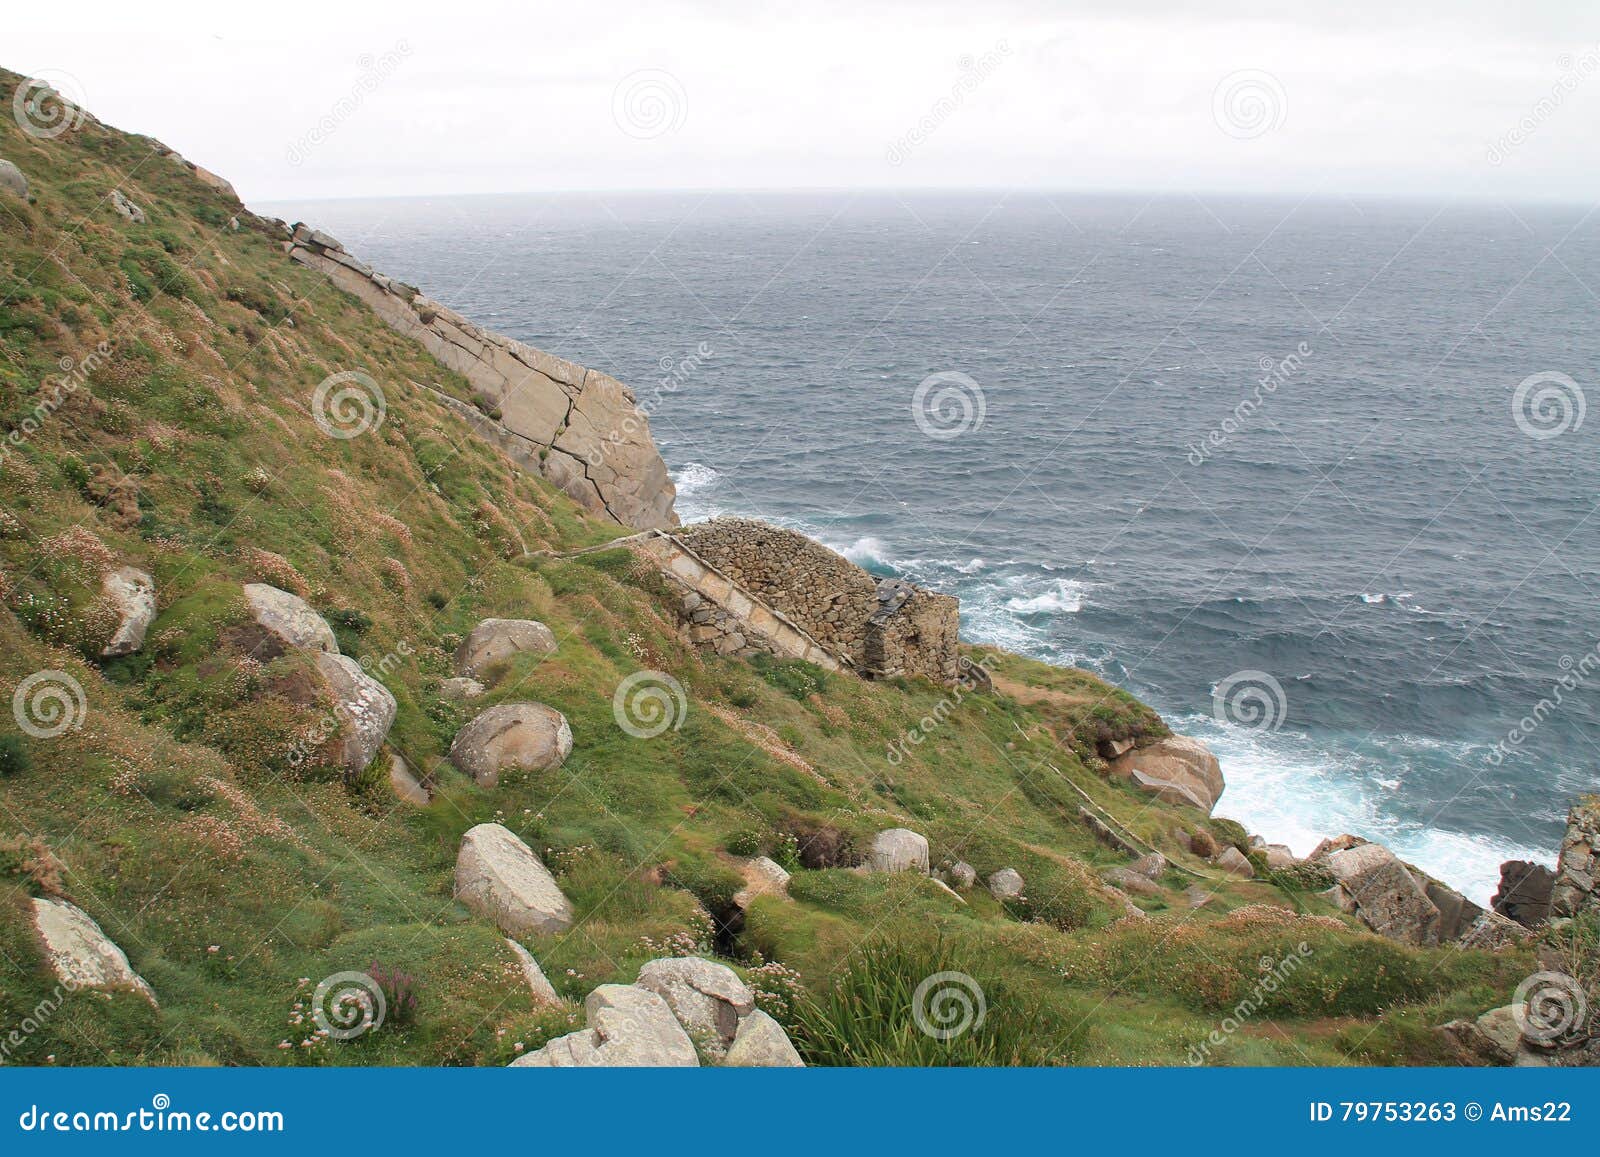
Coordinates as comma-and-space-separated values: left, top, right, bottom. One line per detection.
286, 226, 677, 531
674, 518, 960, 682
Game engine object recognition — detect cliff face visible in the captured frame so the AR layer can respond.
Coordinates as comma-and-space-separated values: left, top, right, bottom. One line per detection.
286, 227, 677, 531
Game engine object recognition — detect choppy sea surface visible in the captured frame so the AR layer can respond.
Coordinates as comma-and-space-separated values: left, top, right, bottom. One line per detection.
267, 191, 1600, 903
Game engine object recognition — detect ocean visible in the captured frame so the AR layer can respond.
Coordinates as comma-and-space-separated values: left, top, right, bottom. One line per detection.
266, 190, 1600, 903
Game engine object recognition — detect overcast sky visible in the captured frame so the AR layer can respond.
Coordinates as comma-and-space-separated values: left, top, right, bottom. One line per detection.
7, 1, 1599, 204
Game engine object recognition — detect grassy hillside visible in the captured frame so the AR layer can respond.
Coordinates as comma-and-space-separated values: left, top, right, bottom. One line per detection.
0, 69, 1538, 1066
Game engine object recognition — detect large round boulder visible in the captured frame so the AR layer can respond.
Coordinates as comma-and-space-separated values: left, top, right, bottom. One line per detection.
242, 582, 337, 655
449, 703, 573, 787
454, 618, 558, 678
314, 652, 397, 776
987, 867, 1026, 899
868, 828, 929, 874
454, 822, 574, 936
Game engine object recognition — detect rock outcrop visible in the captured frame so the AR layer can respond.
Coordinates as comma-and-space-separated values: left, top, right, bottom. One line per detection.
242, 583, 337, 655
732, 856, 791, 910
1107, 735, 1225, 814
100, 566, 155, 657
314, 652, 397, 776
454, 823, 574, 937
868, 828, 929, 874
454, 618, 557, 678
109, 189, 144, 224
1320, 842, 1439, 945
1551, 795, 1599, 919
448, 702, 573, 787
724, 1009, 804, 1067
1213, 846, 1255, 879
512, 984, 698, 1067
1492, 860, 1555, 928
635, 956, 755, 1056
285, 227, 676, 530
30, 898, 157, 1006
510, 957, 803, 1068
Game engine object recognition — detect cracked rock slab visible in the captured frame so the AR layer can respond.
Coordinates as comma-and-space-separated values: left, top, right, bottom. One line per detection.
635, 956, 755, 1055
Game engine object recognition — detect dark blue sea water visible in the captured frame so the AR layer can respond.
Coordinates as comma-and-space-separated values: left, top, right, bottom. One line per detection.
268, 191, 1600, 902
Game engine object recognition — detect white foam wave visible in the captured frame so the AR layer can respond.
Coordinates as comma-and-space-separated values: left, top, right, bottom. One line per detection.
672, 462, 720, 495
1006, 579, 1091, 615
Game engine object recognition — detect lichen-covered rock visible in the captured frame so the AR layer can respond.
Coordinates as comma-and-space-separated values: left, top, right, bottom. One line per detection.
1213, 847, 1255, 879
1456, 910, 1528, 951
868, 828, 929, 874
724, 1009, 804, 1067
449, 702, 572, 787
110, 189, 145, 224
1127, 853, 1168, 880
100, 566, 155, 657
454, 822, 573, 936
987, 867, 1026, 899
453, 618, 558, 678
1551, 795, 1599, 919
30, 898, 157, 1006
732, 856, 791, 910
944, 860, 978, 889
504, 938, 560, 1005
635, 956, 754, 1055
242, 583, 337, 655
1325, 842, 1440, 945
439, 676, 486, 702
1108, 735, 1225, 813
510, 984, 697, 1067
0, 159, 28, 199
314, 652, 397, 776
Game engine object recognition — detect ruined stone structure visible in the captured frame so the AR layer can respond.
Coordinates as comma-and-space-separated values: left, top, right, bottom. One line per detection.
1551, 794, 1599, 919
286, 225, 677, 531
673, 518, 960, 683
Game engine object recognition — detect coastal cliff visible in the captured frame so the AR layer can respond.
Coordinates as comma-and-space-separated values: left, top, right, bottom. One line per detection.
0, 68, 1592, 1068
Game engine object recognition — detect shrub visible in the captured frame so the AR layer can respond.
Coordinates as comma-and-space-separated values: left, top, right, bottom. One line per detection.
0, 735, 31, 778
1271, 860, 1336, 893
725, 828, 764, 858
366, 960, 420, 1027
1209, 817, 1252, 854
788, 936, 1066, 1066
